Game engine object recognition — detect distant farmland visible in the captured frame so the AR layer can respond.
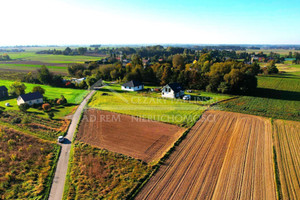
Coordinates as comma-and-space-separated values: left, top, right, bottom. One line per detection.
0, 51, 103, 75
237, 49, 300, 55
218, 68, 300, 121
0, 63, 68, 74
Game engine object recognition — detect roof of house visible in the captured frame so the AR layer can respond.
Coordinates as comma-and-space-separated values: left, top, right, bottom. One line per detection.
166, 83, 184, 93
0, 86, 8, 91
19, 92, 43, 102
122, 80, 143, 87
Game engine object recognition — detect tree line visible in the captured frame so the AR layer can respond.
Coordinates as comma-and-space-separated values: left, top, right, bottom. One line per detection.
0, 54, 11, 61
68, 53, 260, 94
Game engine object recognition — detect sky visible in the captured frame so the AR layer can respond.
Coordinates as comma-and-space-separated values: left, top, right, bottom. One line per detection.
1, 0, 300, 46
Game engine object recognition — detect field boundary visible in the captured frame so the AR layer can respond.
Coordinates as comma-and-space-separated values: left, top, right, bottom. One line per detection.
43, 144, 62, 200
62, 108, 85, 200
0, 121, 57, 142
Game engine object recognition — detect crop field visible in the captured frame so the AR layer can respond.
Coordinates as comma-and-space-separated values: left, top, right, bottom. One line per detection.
0, 126, 60, 199
218, 70, 300, 121
63, 141, 152, 200
77, 109, 186, 163
273, 119, 300, 200
0, 51, 103, 75
0, 79, 88, 118
6, 51, 102, 64
237, 49, 300, 55
136, 110, 276, 200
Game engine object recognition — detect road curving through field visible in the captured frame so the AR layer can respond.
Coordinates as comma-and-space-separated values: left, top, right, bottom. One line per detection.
48, 90, 96, 200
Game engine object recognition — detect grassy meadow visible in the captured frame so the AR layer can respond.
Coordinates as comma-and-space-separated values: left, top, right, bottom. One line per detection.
0, 127, 60, 199
0, 79, 89, 118
63, 142, 151, 200
89, 83, 233, 127
89, 91, 205, 127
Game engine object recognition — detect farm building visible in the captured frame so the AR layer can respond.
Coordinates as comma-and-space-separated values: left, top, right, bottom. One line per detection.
121, 80, 144, 91
71, 77, 86, 84
0, 86, 8, 99
17, 92, 43, 106
162, 83, 184, 98
90, 79, 103, 90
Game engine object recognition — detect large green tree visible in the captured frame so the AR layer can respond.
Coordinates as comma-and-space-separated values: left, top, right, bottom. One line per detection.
9, 81, 26, 96
172, 54, 185, 70
37, 65, 53, 84
32, 86, 45, 95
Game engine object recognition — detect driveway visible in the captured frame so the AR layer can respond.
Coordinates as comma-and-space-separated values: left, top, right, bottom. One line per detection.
48, 90, 96, 200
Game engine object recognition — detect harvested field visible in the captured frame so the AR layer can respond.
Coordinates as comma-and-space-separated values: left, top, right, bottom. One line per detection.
136, 110, 276, 200
273, 119, 300, 200
77, 109, 186, 163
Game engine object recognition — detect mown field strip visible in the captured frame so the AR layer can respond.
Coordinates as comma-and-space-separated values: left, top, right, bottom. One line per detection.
273, 119, 300, 200
136, 111, 277, 200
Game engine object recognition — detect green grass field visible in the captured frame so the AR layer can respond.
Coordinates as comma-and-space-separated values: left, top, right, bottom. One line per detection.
217, 66, 300, 121
0, 79, 88, 118
89, 83, 232, 127
89, 91, 205, 127
0, 64, 68, 74
100, 83, 233, 105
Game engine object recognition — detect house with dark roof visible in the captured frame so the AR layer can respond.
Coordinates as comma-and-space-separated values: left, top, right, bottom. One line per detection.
162, 83, 184, 98
17, 92, 43, 106
0, 86, 8, 99
121, 80, 144, 91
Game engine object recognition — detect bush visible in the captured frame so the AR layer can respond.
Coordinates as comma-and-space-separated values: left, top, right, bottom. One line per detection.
57, 95, 67, 105
32, 103, 42, 109
19, 103, 30, 113
47, 112, 54, 120
12, 118, 21, 124
22, 116, 31, 124
42, 103, 51, 111
32, 86, 45, 95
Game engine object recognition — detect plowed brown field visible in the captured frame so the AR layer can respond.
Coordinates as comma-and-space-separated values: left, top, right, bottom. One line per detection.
273, 119, 300, 200
76, 109, 186, 163
136, 110, 277, 200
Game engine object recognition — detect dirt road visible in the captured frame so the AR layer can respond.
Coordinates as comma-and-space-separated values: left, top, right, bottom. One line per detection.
48, 90, 96, 200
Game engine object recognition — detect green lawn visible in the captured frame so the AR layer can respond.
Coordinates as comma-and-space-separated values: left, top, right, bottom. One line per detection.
89, 91, 206, 127
217, 70, 300, 121
0, 80, 88, 118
